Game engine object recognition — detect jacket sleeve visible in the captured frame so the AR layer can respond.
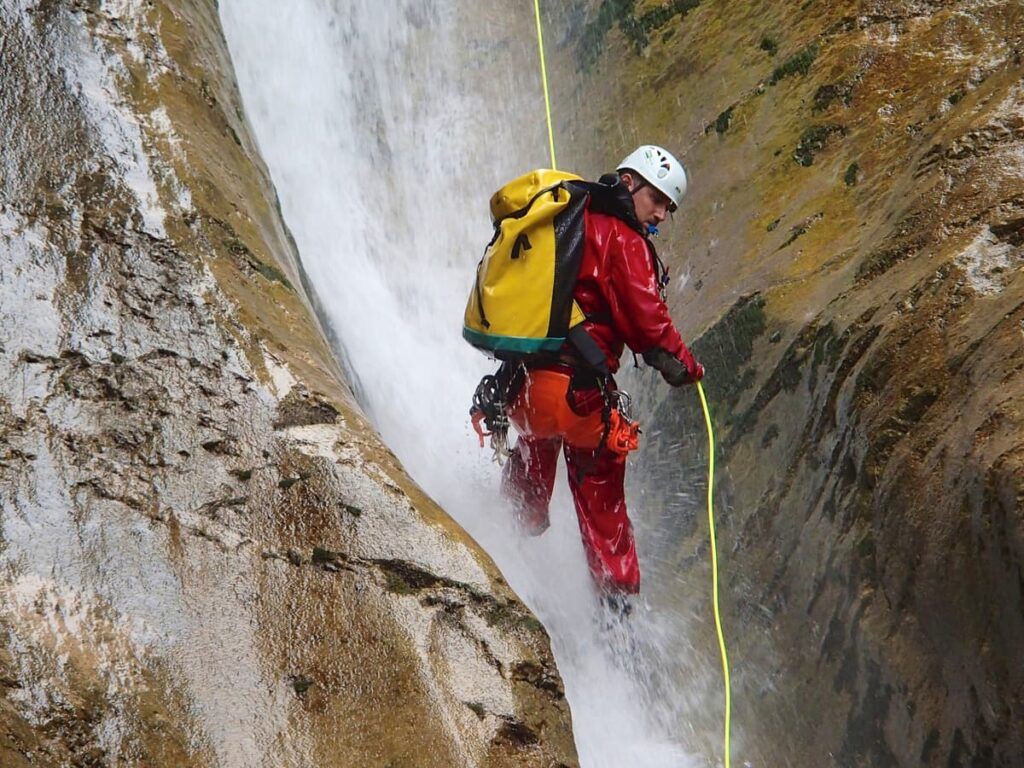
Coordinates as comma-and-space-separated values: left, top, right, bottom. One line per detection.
604, 227, 699, 375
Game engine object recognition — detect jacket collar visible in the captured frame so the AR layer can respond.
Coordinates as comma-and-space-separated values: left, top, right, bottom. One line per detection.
589, 173, 646, 236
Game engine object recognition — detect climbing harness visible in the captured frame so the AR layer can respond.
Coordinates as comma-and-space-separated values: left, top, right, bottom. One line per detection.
528, 4, 733, 766
477, 364, 640, 466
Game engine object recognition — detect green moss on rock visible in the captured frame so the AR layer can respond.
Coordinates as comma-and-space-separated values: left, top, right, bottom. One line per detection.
714, 106, 734, 135
770, 43, 819, 84
691, 293, 768, 417
844, 161, 860, 186
794, 124, 845, 166
578, 0, 701, 67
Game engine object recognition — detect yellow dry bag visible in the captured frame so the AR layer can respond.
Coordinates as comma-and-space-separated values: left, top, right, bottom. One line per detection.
463, 169, 591, 357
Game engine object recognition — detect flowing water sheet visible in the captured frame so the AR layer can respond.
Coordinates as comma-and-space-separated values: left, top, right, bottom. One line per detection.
221, 2, 726, 764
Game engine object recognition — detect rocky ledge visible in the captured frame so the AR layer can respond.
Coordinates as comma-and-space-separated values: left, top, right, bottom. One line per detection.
0, 1, 576, 765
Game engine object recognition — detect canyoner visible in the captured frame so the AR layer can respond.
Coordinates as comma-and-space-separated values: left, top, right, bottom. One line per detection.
463, 145, 705, 600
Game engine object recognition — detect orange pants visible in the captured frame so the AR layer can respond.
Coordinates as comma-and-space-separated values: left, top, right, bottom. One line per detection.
501, 369, 640, 594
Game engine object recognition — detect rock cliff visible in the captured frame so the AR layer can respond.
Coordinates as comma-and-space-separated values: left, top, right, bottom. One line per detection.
548, 0, 1023, 765
0, 1, 576, 765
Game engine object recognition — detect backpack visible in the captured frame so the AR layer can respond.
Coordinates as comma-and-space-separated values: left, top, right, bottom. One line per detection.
463, 169, 605, 368
464, 169, 648, 459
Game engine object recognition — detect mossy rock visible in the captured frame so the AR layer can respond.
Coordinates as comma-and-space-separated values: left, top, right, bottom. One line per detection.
770, 42, 819, 84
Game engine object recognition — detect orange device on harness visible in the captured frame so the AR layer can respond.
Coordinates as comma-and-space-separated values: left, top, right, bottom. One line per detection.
603, 407, 640, 459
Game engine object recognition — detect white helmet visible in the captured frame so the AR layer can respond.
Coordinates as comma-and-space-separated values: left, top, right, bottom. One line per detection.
617, 145, 688, 210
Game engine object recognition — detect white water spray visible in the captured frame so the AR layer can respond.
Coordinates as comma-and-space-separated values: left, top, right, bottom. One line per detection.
221, 2, 722, 764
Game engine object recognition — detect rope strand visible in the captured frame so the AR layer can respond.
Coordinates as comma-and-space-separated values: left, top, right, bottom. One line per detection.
532, 0, 557, 169
529, 6, 730, 765
698, 381, 731, 768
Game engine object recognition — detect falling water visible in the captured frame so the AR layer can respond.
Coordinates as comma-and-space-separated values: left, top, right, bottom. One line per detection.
221, 2, 726, 764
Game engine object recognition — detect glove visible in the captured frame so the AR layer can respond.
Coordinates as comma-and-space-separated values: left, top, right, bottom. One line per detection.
643, 347, 704, 387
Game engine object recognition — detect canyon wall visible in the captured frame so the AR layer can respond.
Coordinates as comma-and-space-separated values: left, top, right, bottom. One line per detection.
547, 1, 1023, 765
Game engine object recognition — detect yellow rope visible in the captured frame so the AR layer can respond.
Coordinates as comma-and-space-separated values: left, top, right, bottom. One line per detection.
532, 0, 558, 169
698, 381, 731, 768
529, 5, 731, 764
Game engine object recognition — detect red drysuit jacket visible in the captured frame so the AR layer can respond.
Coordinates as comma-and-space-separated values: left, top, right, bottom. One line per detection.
571, 209, 698, 376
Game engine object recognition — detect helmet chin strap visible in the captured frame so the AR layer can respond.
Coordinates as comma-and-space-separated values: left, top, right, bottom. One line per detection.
624, 176, 659, 235
624, 175, 649, 196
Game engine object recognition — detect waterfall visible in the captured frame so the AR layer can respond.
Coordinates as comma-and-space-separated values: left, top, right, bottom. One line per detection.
221, 2, 718, 764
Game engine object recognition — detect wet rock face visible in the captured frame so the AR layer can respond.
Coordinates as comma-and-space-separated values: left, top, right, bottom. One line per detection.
551, 1, 1022, 765
0, 2, 576, 766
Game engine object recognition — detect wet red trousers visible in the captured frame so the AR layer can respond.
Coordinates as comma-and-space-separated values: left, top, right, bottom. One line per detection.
501, 435, 640, 594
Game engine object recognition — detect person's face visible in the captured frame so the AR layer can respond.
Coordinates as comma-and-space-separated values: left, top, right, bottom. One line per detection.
623, 172, 674, 227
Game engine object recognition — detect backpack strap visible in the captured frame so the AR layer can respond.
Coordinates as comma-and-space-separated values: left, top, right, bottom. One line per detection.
576, 174, 646, 235
566, 325, 609, 376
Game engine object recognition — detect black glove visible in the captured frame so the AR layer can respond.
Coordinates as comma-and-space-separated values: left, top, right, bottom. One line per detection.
643, 347, 704, 387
